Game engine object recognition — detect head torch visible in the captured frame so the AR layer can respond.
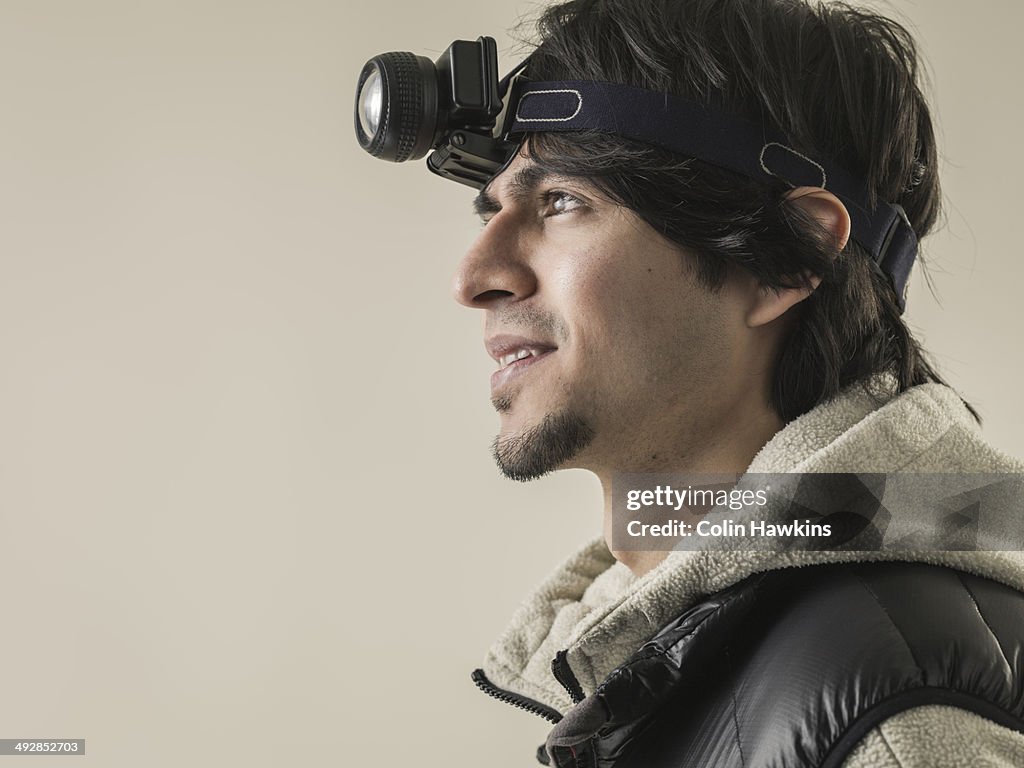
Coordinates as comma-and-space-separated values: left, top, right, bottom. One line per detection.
354, 37, 519, 185
354, 36, 918, 311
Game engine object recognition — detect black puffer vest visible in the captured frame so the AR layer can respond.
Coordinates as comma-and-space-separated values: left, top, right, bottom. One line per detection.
498, 561, 1024, 767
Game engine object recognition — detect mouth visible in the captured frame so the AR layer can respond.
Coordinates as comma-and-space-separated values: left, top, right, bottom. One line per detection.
483, 335, 557, 397
497, 346, 551, 369
491, 350, 557, 393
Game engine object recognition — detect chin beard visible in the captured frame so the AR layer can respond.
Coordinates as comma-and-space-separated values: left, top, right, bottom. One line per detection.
491, 411, 595, 482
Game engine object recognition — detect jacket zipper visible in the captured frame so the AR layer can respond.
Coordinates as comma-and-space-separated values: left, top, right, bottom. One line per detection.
552, 652, 597, 768
476, 659, 593, 768
552, 650, 586, 705
472, 668, 563, 724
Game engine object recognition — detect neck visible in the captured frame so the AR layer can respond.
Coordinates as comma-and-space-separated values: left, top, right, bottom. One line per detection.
599, 401, 784, 577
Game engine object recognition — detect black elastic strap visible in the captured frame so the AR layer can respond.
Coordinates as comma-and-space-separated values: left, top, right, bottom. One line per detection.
507, 79, 916, 311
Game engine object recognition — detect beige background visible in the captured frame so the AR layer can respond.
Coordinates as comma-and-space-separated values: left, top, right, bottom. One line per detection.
0, 1, 1021, 766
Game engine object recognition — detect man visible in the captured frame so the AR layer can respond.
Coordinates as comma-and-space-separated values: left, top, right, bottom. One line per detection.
448, 0, 1024, 766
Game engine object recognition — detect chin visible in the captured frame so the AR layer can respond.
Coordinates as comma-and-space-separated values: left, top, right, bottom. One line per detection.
491, 409, 596, 483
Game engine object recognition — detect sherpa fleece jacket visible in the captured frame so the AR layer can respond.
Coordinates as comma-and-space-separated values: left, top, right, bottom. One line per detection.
475, 379, 1024, 766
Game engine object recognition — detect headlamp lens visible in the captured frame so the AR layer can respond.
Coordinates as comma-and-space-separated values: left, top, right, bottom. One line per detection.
358, 65, 383, 139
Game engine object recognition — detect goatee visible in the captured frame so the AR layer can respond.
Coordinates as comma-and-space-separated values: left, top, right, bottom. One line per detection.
491, 411, 595, 481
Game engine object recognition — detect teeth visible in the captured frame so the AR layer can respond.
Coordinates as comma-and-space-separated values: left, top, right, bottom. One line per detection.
499, 348, 536, 369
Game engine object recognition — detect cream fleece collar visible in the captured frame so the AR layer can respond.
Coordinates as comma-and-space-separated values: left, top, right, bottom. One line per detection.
482, 380, 1024, 713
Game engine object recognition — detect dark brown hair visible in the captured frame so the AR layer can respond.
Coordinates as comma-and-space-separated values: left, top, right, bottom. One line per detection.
520, 0, 974, 421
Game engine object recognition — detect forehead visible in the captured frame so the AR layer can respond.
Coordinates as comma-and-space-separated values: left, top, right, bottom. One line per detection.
487, 149, 536, 190
481, 152, 547, 200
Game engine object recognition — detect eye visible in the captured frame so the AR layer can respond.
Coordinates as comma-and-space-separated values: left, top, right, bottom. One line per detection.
543, 190, 586, 217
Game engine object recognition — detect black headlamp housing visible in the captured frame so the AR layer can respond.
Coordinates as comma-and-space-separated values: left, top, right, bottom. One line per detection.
354, 36, 520, 186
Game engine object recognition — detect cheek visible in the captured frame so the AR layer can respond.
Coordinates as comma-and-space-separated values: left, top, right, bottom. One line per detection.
554, 251, 637, 343
556, 252, 696, 376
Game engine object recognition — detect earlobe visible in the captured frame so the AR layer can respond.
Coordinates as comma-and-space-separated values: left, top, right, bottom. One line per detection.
745, 187, 849, 328
746, 278, 819, 328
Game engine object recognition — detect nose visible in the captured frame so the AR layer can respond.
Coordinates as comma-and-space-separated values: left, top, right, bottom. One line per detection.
451, 213, 538, 309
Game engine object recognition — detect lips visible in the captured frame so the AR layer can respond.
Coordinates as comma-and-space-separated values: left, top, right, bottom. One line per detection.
485, 334, 558, 394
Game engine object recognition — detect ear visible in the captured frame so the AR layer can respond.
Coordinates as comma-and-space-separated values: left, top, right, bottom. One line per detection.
786, 186, 851, 252
746, 186, 851, 328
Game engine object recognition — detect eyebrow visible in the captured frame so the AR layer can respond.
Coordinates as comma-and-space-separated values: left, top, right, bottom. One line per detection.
472, 164, 557, 218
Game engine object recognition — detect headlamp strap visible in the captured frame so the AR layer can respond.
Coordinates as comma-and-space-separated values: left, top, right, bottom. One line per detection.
508, 79, 916, 311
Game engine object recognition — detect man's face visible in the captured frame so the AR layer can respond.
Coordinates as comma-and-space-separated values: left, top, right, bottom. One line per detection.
451, 151, 762, 481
